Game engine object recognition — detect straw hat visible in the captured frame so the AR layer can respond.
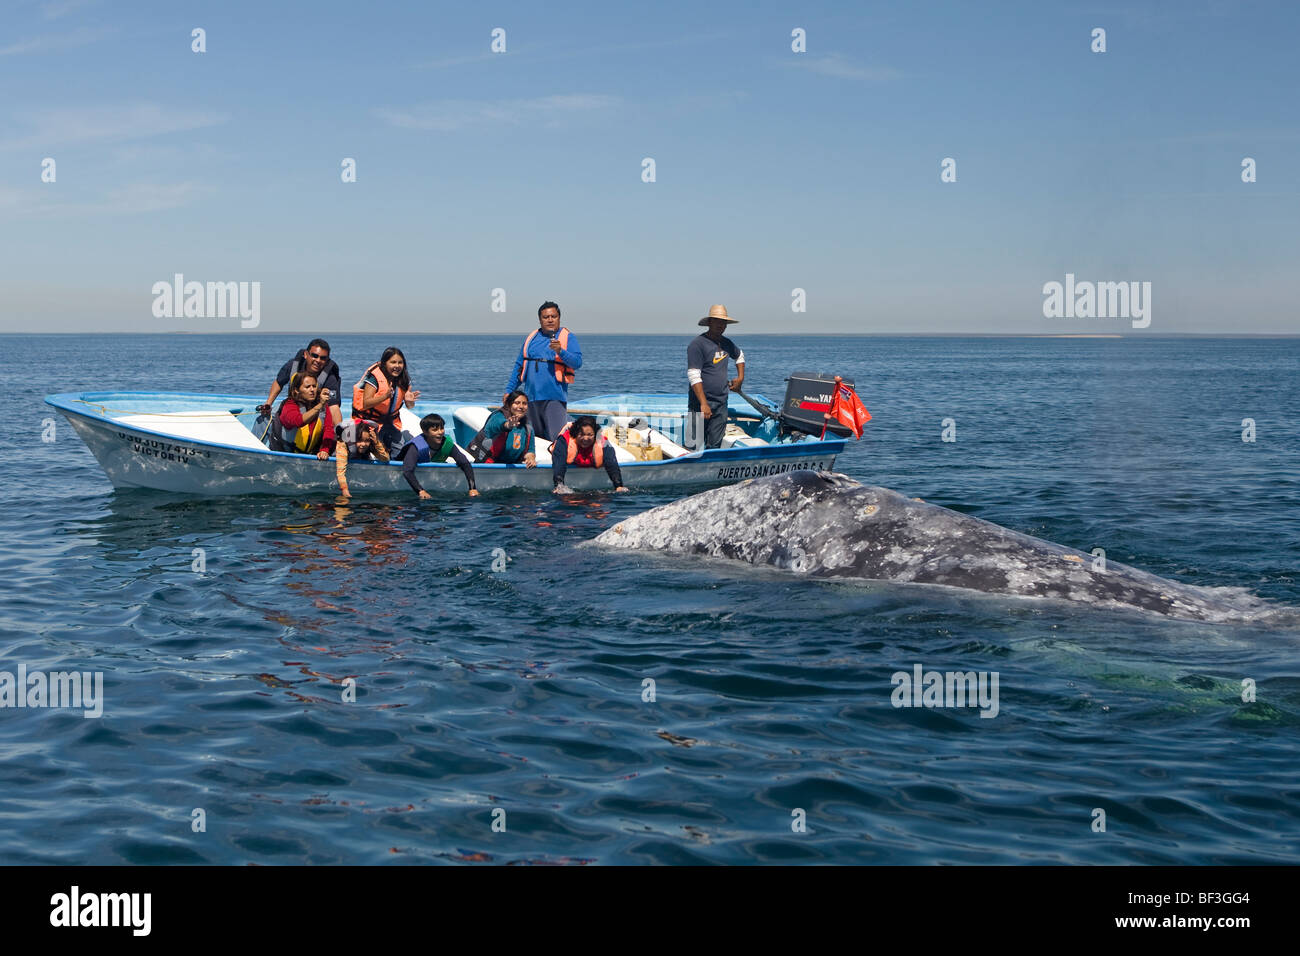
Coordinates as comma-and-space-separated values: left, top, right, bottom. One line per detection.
698, 304, 739, 327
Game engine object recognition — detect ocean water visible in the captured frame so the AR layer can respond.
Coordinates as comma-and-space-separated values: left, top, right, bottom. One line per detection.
2, 333, 1298, 865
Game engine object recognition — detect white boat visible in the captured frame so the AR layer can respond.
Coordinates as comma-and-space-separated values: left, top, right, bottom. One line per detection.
46, 391, 847, 496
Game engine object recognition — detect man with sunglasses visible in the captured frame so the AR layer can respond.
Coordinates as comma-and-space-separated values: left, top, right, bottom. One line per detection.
258, 338, 344, 436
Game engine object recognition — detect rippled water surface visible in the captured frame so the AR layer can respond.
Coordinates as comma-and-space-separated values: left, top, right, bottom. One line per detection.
3, 334, 1298, 864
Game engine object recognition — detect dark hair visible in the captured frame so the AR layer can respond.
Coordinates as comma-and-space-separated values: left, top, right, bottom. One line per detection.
306, 338, 330, 356
571, 415, 598, 437
288, 371, 318, 401
337, 419, 378, 456
538, 301, 560, 320
420, 413, 445, 432
377, 347, 411, 391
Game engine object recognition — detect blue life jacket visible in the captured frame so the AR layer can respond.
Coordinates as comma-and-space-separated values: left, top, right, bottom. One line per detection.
401, 433, 455, 463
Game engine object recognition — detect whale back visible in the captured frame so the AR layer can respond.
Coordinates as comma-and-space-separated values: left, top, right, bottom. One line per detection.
595, 471, 1277, 622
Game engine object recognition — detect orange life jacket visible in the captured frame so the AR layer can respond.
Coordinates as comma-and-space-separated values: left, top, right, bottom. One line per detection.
352, 363, 406, 427
549, 423, 604, 467
522, 328, 576, 384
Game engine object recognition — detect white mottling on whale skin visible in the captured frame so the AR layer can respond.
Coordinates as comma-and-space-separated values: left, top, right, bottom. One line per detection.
592, 471, 1286, 623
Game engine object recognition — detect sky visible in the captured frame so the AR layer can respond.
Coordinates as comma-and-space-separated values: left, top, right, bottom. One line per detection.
1, 0, 1297, 334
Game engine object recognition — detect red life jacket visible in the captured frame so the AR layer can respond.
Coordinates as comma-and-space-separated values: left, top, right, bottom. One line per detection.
549, 423, 605, 467
522, 328, 575, 384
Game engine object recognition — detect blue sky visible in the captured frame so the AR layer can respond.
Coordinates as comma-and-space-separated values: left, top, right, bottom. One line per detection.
1, 0, 1297, 333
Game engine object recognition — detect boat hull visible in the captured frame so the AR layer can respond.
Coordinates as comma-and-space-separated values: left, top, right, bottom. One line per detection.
49, 392, 844, 496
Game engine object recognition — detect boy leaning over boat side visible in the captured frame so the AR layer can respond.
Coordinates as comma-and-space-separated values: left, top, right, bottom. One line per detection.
334, 418, 389, 498
397, 414, 479, 499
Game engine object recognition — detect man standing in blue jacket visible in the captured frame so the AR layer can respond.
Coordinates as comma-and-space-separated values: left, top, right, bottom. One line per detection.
504, 300, 582, 441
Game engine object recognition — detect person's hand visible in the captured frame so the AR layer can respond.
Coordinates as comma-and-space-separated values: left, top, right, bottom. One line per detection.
418, 490, 432, 500
467, 489, 480, 498
729, 378, 743, 392
340, 485, 351, 498
501, 393, 511, 406
549, 338, 563, 352
317, 449, 329, 461
406, 389, 420, 407
614, 486, 629, 492
524, 452, 536, 469
256, 404, 271, 415
700, 405, 712, 419
320, 388, 331, 402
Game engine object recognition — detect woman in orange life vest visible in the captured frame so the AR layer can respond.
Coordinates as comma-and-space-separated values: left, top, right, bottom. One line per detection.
277, 372, 335, 460
352, 346, 420, 458
550, 415, 629, 494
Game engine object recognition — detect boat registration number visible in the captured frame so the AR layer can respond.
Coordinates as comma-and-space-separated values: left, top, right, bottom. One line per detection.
716, 459, 832, 480
118, 431, 210, 462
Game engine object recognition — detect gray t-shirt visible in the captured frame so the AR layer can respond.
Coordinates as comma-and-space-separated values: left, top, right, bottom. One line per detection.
687, 333, 742, 405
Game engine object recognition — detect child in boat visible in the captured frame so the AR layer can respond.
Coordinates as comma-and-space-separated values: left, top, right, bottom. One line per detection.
277, 373, 335, 459
469, 391, 536, 467
352, 346, 419, 458
334, 418, 389, 498
550, 416, 628, 494
397, 414, 479, 499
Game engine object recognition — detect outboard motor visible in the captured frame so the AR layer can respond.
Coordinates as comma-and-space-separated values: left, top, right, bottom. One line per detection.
780, 371, 857, 438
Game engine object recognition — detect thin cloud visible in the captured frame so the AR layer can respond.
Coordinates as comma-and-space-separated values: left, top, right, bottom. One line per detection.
0, 103, 228, 151
787, 53, 902, 81
1151, 129, 1300, 145
376, 94, 619, 132
92, 182, 210, 214
40, 0, 99, 19
414, 52, 499, 71
0, 26, 106, 56
414, 31, 735, 69
1, 181, 209, 217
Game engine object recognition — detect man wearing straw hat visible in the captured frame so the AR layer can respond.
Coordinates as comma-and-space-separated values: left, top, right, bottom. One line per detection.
686, 304, 745, 450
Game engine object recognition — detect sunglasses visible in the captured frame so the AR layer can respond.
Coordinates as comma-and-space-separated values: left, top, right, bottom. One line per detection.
308, 352, 328, 360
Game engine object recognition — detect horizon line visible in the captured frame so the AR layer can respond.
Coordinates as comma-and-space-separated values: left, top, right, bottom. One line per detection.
4, 331, 1300, 338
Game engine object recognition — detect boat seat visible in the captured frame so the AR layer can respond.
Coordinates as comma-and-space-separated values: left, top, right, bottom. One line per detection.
117, 412, 270, 451
453, 406, 492, 448
645, 428, 690, 458
398, 406, 423, 436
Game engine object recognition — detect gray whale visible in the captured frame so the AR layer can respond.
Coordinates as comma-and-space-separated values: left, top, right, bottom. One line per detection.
594, 471, 1273, 623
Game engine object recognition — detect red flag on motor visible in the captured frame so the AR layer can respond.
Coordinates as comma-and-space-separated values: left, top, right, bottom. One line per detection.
822, 376, 872, 439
